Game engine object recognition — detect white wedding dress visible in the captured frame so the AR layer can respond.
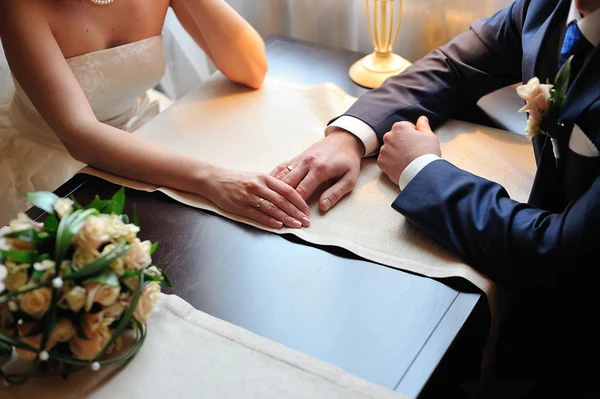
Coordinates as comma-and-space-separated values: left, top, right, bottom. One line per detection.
0, 35, 173, 226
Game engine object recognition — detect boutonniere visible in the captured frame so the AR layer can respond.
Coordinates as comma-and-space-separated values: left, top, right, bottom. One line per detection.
516, 55, 573, 166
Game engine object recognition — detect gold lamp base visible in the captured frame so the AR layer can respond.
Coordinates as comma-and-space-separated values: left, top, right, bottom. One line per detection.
349, 52, 412, 89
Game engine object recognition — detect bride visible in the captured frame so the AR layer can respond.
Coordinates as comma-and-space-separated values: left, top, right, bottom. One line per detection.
0, 0, 311, 229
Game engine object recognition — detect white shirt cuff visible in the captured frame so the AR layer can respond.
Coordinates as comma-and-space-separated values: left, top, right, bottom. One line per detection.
399, 154, 442, 190
325, 116, 380, 157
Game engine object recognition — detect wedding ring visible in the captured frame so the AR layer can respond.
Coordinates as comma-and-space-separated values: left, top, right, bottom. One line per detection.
256, 198, 265, 209
286, 165, 294, 172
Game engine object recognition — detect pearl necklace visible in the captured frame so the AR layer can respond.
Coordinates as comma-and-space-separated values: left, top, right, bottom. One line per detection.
88, 0, 115, 4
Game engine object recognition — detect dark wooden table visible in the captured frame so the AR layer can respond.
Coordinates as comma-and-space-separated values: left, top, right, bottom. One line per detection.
25, 35, 488, 399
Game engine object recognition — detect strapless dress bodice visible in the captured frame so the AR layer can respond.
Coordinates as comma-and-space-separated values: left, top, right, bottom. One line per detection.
9, 35, 166, 148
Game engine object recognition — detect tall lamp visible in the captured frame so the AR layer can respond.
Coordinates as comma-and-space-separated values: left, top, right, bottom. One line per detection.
349, 0, 412, 89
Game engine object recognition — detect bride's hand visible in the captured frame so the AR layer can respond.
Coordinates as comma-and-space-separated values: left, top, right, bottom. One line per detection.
204, 169, 311, 229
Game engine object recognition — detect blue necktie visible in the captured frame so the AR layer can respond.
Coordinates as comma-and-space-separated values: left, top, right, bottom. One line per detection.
558, 21, 593, 77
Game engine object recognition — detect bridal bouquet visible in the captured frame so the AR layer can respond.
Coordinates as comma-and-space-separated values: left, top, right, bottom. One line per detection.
0, 188, 171, 385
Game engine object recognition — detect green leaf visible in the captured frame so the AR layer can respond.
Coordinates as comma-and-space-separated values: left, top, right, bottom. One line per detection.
85, 270, 120, 287
150, 241, 159, 255
86, 195, 108, 212
120, 214, 130, 224
67, 241, 129, 281
159, 271, 173, 288
26, 192, 59, 215
3, 229, 37, 243
0, 249, 37, 264
32, 269, 46, 283
54, 208, 98, 264
107, 187, 126, 215
131, 205, 139, 227
44, 214, 59, 234
122, 270, 141, 279
553, 55, 573, 96
69, 195, 84, 211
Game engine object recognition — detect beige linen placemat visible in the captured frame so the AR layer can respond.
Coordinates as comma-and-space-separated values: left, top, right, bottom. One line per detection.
0, 293, 408, 399
80, 74, 536, 380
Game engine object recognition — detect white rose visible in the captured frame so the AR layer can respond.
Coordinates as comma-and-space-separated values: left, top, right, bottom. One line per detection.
19, 287, 52, 319
72, 246, 98, 269
102, 214, 140, 243
53, 198, 74, 219
0, 264, 7, 293
63, 286, 86, 312
125, 239, 152, 270
8, 213, 43, 233
516, 77, 553, 128
84, 282, 121, 311
133, 281, 160, 324
76, 215, 109, 250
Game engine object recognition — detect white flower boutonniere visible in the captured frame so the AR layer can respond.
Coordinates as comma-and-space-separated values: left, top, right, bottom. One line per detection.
516, 55, 573, 165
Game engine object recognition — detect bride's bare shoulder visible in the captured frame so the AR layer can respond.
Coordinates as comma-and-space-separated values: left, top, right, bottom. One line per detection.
2, 0, 169, 58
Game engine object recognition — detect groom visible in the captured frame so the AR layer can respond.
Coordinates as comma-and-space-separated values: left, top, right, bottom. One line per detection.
272, 0, 600, 396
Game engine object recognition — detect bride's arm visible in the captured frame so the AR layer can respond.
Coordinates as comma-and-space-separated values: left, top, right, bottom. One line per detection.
0, 4, 309, 229
170, 0, 268, 89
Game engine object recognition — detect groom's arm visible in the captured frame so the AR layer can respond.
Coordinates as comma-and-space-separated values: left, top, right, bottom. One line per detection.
393, 160, 599, 290
332, 0, 529, 155
273, 0, 529, 210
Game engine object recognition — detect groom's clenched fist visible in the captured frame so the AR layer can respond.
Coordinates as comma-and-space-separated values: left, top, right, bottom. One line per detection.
270, 130, 364, 212
377, 116, 441, 186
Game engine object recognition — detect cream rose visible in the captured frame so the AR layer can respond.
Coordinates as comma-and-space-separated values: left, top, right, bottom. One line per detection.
103, 302, 125, 319
125, 239, 152, 271
101, 244, 126, 276
51, 318, 75, 342
84, 282, 120, 311
72, 246, 98, 270
8, 213, 43, 233
19, 287, 52, 319
101, 214, 140, 243
133, 281, 160, 324
4, 269, 28, 292
516, 77, 553, 137
53, 198, 74, 219
63, 286, 86, 312
69, 322, 112, 360
76, 215, 109, 250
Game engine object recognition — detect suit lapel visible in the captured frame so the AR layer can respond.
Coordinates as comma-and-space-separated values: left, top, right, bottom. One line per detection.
522, 0, 570, 83
561, 47, 600, 123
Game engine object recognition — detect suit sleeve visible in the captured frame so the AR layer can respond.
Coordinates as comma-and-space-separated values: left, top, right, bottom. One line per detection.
393, 160, 599, 290
336, 0, 529, 142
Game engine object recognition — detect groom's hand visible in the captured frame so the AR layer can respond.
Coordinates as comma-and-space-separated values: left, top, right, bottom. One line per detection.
270, 130, 364, 212
377, 116, 441, 185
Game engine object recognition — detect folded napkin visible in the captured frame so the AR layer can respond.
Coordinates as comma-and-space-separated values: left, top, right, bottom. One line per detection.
80, 75, 537, 381
0, 293, 407, 398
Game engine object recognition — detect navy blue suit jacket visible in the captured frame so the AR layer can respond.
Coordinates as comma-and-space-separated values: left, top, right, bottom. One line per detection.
341, 0, 599, 290
338, 0, 600, 386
